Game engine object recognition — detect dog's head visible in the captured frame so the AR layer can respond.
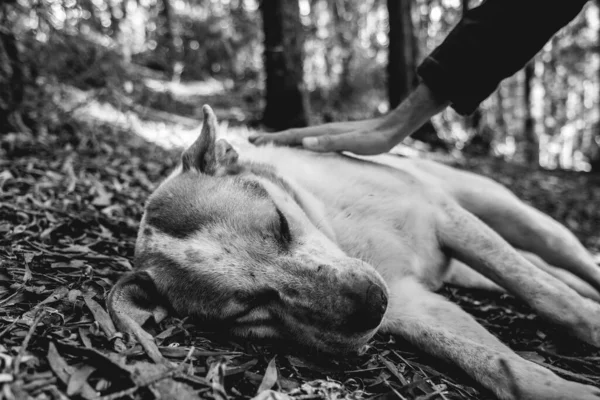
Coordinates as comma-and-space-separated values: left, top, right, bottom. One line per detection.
108, 106, 388, 354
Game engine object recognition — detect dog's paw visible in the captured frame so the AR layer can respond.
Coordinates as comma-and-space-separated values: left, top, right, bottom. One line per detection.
520, 378, 600, 400
574, 301, 600, 348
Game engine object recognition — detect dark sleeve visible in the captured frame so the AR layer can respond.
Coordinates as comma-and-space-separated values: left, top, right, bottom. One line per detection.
416, 0, 589, 115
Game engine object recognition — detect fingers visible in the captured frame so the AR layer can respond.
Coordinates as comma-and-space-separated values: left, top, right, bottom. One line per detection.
249, 124, 341, 146
249, 120, 376, 147
247, 118, 394, 155
302, 132, 392, 155
249, 129, 307, 146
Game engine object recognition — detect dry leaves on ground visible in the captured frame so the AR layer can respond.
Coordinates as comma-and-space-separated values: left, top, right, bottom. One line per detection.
1, 126, 599, 400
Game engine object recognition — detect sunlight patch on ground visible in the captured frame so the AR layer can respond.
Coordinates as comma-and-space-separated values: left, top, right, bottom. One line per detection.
73, 100, 199, 149
144, 77, 228, 98
70, 93, 255, 150
62, 84, 446, 163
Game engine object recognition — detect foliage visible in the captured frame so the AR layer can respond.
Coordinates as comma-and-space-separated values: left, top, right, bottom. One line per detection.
3, 0, 600, 170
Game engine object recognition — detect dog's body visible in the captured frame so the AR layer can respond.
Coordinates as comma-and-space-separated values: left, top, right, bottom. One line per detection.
109, 107, 600, 400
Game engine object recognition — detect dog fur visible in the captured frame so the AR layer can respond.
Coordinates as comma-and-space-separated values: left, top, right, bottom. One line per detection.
108, 106, 600, 400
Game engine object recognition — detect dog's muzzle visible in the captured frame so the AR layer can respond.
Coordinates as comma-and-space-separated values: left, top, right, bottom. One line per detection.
340, 278, 388, 333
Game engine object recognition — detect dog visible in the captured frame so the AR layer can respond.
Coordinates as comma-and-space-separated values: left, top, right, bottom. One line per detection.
108, 105, 600, 400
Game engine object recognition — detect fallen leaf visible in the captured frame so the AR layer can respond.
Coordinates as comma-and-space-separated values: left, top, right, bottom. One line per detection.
92, 183, 113, 207
251, 390, 292, 400
257, 357, 278, 395
207, 359, 228, 400
38, 286, 69, 306
516, 351, 546, 364
67, 364, 96, 396
47, 342, 97, 399
83, 296, 117, 338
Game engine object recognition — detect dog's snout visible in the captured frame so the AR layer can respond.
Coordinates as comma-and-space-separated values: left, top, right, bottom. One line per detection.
362, 283, 388, 328
367, 283, 388, 315
342, 279, 388, 332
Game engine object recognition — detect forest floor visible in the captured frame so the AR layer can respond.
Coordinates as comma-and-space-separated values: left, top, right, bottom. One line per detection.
2, 75, 600, 400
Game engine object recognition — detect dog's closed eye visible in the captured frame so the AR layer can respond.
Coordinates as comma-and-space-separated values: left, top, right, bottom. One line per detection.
275, 207, 292, 248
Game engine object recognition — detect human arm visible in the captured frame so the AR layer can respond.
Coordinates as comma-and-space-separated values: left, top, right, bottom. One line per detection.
418, 0, 589, 115
250, 82, 448, 155
250, 0, 589, 154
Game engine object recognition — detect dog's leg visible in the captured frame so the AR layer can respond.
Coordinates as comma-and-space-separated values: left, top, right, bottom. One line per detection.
444, 259, 504, 292
452, 175, 600, 292
445, 251, 600, 302
382, 278, 600, 400
519, 250, 600, 302
436, 200, 600, 347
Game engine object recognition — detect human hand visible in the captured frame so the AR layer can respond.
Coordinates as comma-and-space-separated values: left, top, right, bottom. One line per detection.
248, 117, 399, 156
249, 84, 449, 156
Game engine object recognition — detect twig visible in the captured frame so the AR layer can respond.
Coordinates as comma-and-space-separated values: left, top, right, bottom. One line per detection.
344, 366, 385, 373
0, 317, 19, 340
536, 348, 600, 370
89, 347, 199, 400
529, 360, 598, 384
92, 370, 181, 400
182, 346, 195, 365
14, 309, 47, 375
392, 350, 443, 378
24, 240, 130, 265
0, 289, 23, 308
22, 377, 58, 393
382, 377, 408, 400
54, 342, 133, 383
417, 388, 449, 400
0, 202, 47, 217
23, 194, 82, 220
158, 346, 242, 359
380, 355, 409, 385
92, 347, 198, 400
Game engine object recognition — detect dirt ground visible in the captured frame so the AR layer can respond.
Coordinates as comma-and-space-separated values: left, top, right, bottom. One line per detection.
1, 111, 600, 400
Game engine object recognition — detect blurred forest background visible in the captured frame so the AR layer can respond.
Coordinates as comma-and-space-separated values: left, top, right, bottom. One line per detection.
2, 0, 600, 172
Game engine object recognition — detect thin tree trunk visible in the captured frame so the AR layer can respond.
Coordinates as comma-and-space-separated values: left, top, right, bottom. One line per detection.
592, 0, 600, 172
332, 0, 354, 110
387, 0, 415, 108
523, 61, 539, 166
387, 0, 445, 150
160, 0, 179, 80
495, 85, 506, 145
261, 0, 310, 130
0, 26, 28, 134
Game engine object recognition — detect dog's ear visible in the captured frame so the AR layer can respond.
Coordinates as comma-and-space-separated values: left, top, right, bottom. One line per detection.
182, 105, 218, 173
107, 271, 170, 365
181, 105, 239, 175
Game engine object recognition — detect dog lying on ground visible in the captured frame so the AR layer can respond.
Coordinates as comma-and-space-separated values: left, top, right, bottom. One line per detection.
108, 106, 600, 400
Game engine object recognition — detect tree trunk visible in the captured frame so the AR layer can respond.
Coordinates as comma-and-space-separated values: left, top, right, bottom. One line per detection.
592, 0, 600, 172
160, 0, 181, 80
261, 0, 310, 130
523, 61, 539, 166
387, 0, 415, 108
332, 0, 355, 110
387, 0, 446, 150
0, 26, 28, 135
495, 85, 506, 145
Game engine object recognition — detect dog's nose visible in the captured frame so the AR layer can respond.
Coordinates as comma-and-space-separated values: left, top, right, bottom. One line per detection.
342, 280, 388, 333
